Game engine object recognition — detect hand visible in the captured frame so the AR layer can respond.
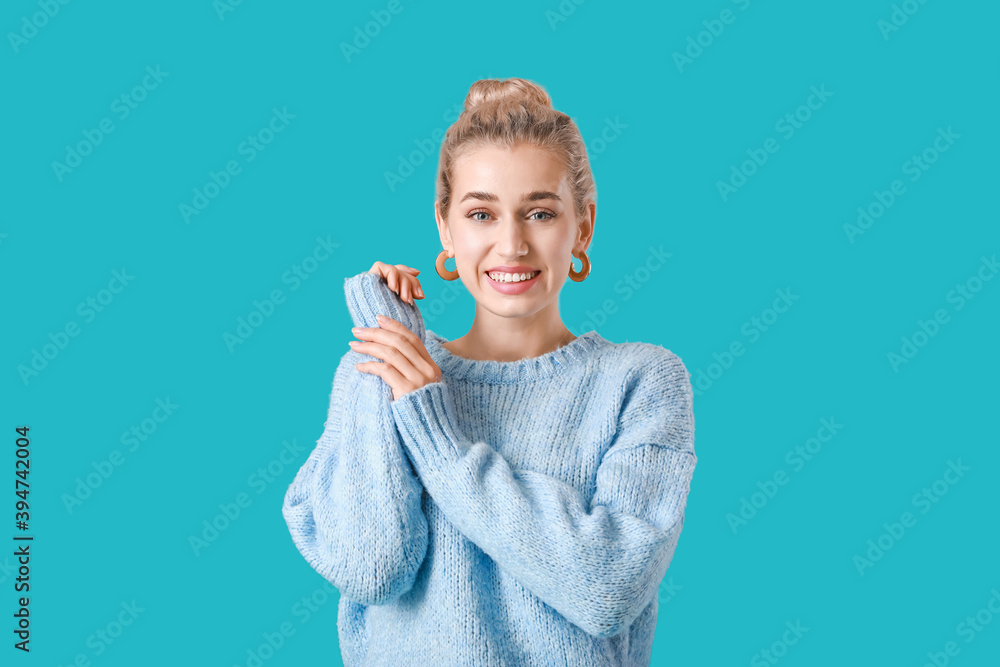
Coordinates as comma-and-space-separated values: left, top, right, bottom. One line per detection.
367, 261, 424, 306
350, 314, 442, 402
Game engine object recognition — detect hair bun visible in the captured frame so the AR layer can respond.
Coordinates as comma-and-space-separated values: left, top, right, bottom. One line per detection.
464, 78, 552, 113
437, 76, 596, 221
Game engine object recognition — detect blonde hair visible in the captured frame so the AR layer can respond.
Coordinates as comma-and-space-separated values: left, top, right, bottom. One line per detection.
436, 77, 597, 222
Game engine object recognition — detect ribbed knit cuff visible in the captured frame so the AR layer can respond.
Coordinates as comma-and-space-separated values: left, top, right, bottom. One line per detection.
390, 381, 466, 481
344, 271, 426, 339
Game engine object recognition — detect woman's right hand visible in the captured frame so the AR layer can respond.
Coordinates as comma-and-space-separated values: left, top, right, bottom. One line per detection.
367, 261, 425, 306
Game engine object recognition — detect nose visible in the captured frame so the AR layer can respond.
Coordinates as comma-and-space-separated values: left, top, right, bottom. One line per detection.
495, 217, 528, 259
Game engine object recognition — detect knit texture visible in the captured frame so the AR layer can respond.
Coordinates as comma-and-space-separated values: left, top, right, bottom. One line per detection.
282, 271, 697, 667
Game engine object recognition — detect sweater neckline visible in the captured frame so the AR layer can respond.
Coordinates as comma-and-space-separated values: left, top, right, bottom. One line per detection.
424, 329, 609, 383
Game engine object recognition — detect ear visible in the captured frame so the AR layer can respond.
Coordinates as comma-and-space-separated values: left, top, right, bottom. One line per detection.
573, 201, 597, 254
434, 200, 453, 253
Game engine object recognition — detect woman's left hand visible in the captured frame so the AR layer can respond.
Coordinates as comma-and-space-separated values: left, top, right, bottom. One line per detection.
350, 314, 442, 401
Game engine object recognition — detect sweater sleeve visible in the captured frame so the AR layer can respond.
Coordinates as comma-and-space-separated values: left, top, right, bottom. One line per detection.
389, 349, 697, 638
281, 271, 429, 606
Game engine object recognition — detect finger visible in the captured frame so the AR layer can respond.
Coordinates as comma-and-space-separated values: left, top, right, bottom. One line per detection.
390, 269, 408, 304
350, 339, 426, 385
350, 340, 393, 366
387, 268, 412, 305
404, 274, 423, 300
396, 265, 420, 275
356, 359, 396, 376
399, 272, 412, 305
355, 324, 436, 385
355, 360, 413, 396
371, 316, 435, 366
354, 359, 400, 384
404, 274, 419, 304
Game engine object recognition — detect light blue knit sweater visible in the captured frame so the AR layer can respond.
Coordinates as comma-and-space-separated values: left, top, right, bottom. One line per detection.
282, 271, 697, 666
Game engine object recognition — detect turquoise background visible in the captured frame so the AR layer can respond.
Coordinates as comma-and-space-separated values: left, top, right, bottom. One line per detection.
2, 0, 998, 665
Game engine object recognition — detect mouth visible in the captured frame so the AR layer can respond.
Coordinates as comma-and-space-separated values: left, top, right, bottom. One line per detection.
486, 269, 541, 284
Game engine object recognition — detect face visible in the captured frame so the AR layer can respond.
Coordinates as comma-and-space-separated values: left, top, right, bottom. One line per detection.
436, 143, 594, 321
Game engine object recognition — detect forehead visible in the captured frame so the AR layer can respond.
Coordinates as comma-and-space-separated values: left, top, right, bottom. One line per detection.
452, 144, 568, 198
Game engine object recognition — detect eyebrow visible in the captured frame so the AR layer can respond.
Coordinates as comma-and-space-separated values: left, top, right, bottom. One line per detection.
458, 190, 562, 204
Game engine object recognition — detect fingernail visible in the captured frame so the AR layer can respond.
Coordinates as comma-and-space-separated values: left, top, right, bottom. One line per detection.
376, 314, 385, 322
348, 341, 357, 347
351, 327, 361, 333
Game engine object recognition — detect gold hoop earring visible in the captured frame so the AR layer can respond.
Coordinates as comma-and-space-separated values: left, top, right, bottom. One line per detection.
436, 250, 459, 281
568, 250, 590, 282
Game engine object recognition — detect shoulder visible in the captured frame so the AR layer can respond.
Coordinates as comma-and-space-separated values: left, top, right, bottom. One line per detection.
342, 270, 425, 338
592, 339, 692, 400
590, 340, 694, 451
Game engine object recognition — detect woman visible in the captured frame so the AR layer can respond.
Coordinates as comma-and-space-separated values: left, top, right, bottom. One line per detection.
282, 78, 697, 666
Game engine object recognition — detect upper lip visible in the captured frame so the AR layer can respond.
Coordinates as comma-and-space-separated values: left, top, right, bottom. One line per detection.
486, 266, 540, 273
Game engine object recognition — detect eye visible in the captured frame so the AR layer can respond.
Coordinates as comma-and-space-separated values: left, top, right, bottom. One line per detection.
529, 210, 556, 221
467, 209, 492, 222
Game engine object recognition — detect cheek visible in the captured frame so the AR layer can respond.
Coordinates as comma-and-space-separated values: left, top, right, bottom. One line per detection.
453, 240, 490, 266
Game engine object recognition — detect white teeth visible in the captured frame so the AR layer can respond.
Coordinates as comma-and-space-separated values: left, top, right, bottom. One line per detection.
488, 271, 539, 283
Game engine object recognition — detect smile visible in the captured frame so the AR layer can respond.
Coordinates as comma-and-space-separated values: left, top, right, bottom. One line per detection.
487, 270, 540, 283
485, 270, 541, 295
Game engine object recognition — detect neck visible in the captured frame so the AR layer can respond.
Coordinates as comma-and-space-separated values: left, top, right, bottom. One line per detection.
445, 309, 576, 362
